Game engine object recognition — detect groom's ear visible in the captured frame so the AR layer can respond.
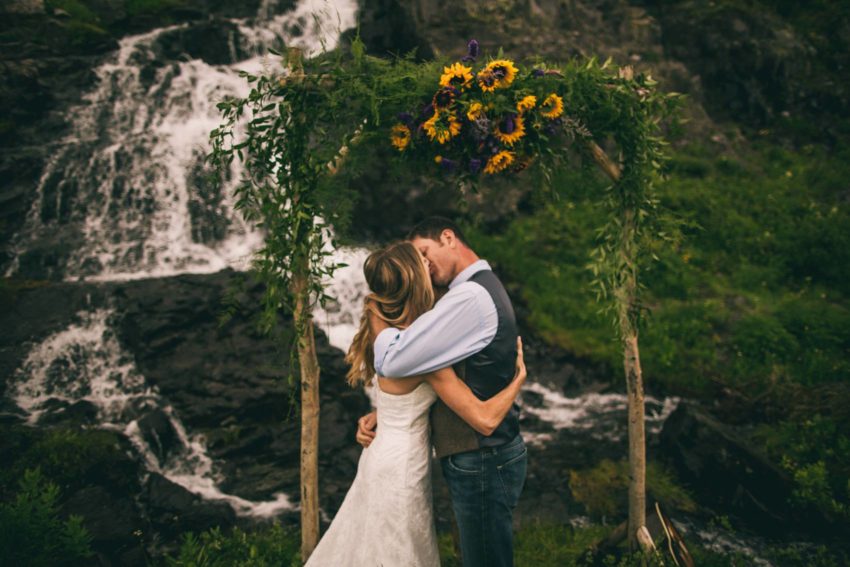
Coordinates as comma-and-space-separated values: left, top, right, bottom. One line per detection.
441, 229, 457, 249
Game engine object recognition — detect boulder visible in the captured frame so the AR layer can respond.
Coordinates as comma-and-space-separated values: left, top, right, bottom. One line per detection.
660, 402, 796, 533
61, 484, 147, 564
152, 20, 251, 66
39, 399, 100, 426
145, 472, 236, 536
137, 408, 181, 465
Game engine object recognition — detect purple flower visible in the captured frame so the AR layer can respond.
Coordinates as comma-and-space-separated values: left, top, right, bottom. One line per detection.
440, 157, 457, 172
532, 68, 545, 78
397, 112, 414, 125
469, 158, 482, 174
462, 39, 480, 62
503, 114, 516, 134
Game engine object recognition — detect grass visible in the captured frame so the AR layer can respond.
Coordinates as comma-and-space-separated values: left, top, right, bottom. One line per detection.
468, 141, 850, 398
569, 459, 697, 522
158, 520, 847, 566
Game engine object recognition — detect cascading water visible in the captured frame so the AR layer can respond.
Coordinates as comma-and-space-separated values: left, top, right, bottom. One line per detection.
6, 0, 358, 518
9, 308, 293, 517
4, 0, 357, 282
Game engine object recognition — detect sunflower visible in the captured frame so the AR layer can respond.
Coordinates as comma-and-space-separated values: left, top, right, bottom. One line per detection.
466, 102, 485, 121
423, 111, 461, 144
432, 87, 458, 110
540, 93, 564, 119
516, 95, 537, 114
440, 62, 474, 90
494, 115, 525, 146
477, 59, 518, 92
390, 124, 411, 151
484, 150, 515, 174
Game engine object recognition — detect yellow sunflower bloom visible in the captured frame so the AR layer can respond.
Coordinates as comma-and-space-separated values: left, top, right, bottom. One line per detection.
390, 124, 411, 151
516, 95, 537, 114
432, 87, 457, 110
477, 59, 519, 92
440, 62, 474, 90
467, 102, 485, 121
423, 112, 461, 144
540, 93, 564, 119
484, 150, 515, 174
494, 115, 525, 146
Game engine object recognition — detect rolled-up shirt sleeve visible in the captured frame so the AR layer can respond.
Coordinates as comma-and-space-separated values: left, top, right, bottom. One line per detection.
372, 281, 498, 378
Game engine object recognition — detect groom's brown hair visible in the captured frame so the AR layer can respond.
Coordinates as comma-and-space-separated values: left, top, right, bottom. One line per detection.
407, 217, 470, 247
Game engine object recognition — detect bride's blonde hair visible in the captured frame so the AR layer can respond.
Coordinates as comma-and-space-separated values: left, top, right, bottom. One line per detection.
345, 241, 435, 387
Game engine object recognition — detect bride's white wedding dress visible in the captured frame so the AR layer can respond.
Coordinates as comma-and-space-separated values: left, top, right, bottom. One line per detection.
305, 380, 441, 567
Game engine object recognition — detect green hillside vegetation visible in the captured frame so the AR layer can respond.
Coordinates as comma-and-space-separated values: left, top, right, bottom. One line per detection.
470, 142, 850, 395
466, 137, 850, 529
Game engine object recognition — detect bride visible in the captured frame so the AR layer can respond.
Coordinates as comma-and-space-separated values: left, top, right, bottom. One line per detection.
305, 241, 526, 566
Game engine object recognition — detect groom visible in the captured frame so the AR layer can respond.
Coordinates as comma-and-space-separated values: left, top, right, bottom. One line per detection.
356, 217, 527, 567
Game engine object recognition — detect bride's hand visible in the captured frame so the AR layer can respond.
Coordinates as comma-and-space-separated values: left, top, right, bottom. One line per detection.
513, 336, 526, 385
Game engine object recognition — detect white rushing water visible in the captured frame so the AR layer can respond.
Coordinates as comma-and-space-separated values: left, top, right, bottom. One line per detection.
4, 0, 357, 282
9, 308, 293, 517
521, 382, 680, 446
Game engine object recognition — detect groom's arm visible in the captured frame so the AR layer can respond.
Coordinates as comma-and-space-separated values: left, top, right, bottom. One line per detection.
372, 282, 497, 378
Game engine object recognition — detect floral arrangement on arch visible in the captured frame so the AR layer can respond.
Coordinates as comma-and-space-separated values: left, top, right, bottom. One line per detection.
389, 40, 574, 177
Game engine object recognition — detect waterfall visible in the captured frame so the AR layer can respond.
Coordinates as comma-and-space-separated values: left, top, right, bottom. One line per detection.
5, 0, 359, 518
4, 0, 357, 282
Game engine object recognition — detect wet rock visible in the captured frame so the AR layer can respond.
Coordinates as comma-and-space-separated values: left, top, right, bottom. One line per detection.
39, 399, 100, 426
144, 472, 236, 536
353, 0, 434, 60
137, 408, 181, 465
659, 402, 796, 533
61, 485, 146, 556
152, 20, 250, 65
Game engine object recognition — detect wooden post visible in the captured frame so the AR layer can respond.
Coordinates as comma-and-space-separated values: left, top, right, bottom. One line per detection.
585, 139, 648, 549
281, 48, 321, 561
293, 256, 321, 561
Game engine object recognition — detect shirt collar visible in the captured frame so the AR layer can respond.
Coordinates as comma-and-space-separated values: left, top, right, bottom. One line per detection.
449, 259, 491, 289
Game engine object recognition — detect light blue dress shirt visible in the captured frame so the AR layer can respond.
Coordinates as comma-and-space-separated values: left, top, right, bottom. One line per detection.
373, 259, 499, 378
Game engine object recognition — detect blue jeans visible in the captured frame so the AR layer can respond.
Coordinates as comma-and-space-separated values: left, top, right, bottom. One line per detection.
440, 434, 528, 567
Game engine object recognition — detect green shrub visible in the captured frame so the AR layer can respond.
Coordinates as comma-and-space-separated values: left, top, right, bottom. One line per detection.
0, 468, 93, 567
768, 542, 845, 567
0, 426, 137, 498
752, 415, 850, 522
165, 523, 300, 567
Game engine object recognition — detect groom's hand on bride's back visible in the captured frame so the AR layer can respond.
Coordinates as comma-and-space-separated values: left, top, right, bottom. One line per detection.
356, 411, 377, 448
